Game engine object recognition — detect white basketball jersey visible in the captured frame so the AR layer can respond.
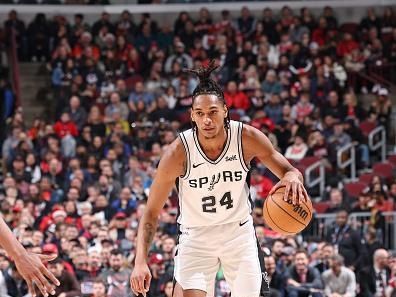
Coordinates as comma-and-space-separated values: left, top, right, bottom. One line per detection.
177, 120, 252, 227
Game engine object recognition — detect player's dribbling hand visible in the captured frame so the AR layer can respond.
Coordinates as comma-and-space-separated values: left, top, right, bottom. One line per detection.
130, 263, 151, 296
269, 172, 309, 205
14, 252, 60, 297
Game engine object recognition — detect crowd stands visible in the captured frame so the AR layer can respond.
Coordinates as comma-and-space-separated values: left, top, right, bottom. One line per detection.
0, 5, 395, 297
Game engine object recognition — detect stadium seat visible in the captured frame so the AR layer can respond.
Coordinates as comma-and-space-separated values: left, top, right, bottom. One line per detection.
313, 201, 330, 214
344, 181, 369, 199
339, 22, 359, 35
359, 173, 375, 184
125, 75, 143, 91
295, 156, 322, 175
372, 162, 394, 181
387, 155, 396, 167
359, 121, 377, 137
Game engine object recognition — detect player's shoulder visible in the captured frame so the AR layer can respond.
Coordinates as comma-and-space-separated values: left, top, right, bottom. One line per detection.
239, 121, 262, 142
163, 136, 186, 161
156, 136, 186, 178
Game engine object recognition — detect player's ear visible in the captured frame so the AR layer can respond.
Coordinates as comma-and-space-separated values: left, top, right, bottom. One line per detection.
223, 104, 228, 118
190, 108, 195, 122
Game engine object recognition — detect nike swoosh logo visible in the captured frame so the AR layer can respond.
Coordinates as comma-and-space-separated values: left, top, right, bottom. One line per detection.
239, 219, 249, 226
192, 162, 205, 168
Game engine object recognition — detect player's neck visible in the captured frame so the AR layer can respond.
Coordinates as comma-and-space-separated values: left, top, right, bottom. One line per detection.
197, 126, 227, 151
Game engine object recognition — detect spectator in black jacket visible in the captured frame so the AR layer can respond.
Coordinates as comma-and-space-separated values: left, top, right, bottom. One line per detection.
286, 250, 324, 297
264, 254, 286, 297
359, 248, 391, 297
46, 258, 81, 297
326, 210, 363, 271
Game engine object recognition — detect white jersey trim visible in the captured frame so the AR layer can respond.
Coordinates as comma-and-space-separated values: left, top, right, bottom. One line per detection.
192, 126, 232, 164
178, 132, 191, 180
237, 122, 250, 172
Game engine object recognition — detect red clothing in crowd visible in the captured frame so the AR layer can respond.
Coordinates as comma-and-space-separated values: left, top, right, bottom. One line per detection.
72, 44, 101, 61
251, 175, 274, 199
53, 120, 79, 138
337, 39, 359, 57
312, 28, 327, 46
224, 91, 250, 111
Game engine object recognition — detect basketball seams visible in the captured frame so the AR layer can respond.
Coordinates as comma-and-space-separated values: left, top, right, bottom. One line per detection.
274, 186, 312, 217
264, 198, 296, 235
270, 194, 307, 227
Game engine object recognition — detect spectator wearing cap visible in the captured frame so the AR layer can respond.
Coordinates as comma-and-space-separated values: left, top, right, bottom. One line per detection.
42, 243, 75, 276
100, 249, 132, 297
322, 254, 356, 297
369, 88, 391, 134
286, 249, 324, 297
262, 69, 282, 95
39, 207, 67, 232
147, 252, 168, 295
46, 258, 81, 297
109, 212, 128, 242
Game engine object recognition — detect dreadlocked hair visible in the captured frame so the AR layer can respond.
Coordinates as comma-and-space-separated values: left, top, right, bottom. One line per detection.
184, 60, 230, 129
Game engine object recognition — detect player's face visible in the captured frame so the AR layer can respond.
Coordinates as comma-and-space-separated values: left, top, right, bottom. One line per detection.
191, 94, 228, 139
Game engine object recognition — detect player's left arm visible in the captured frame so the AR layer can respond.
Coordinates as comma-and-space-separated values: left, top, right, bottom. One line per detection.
242, 124, 309, 204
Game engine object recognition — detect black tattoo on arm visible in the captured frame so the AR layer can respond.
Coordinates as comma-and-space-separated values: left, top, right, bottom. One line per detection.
143, 222, 156, 252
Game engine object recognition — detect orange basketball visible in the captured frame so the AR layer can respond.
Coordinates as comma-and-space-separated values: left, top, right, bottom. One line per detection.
263, 186, 313, 235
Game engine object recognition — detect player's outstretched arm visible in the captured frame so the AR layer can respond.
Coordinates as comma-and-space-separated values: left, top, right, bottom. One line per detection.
0, 216, 60, 297
130, 138, 185, 296
242, 124, 309, 205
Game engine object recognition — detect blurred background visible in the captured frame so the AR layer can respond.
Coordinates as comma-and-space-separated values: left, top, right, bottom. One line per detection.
0, 1, 395, 296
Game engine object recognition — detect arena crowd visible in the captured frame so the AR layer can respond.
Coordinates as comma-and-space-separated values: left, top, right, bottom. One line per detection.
0, 4, 395, 297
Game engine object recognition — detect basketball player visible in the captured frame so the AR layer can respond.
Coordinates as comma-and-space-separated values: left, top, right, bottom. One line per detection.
130, 61, 308, 297
0, 216, 60, 297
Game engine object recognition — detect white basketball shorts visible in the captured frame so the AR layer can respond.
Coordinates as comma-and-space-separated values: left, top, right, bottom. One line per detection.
174, 216, 268, 297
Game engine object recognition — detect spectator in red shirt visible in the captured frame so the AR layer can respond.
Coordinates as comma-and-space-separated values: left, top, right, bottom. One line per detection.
250, 169, 274, 199
224, 80, 250, 115
337, 33, 359, 58
54, 112, 79, 139
312, 17, 328, 47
